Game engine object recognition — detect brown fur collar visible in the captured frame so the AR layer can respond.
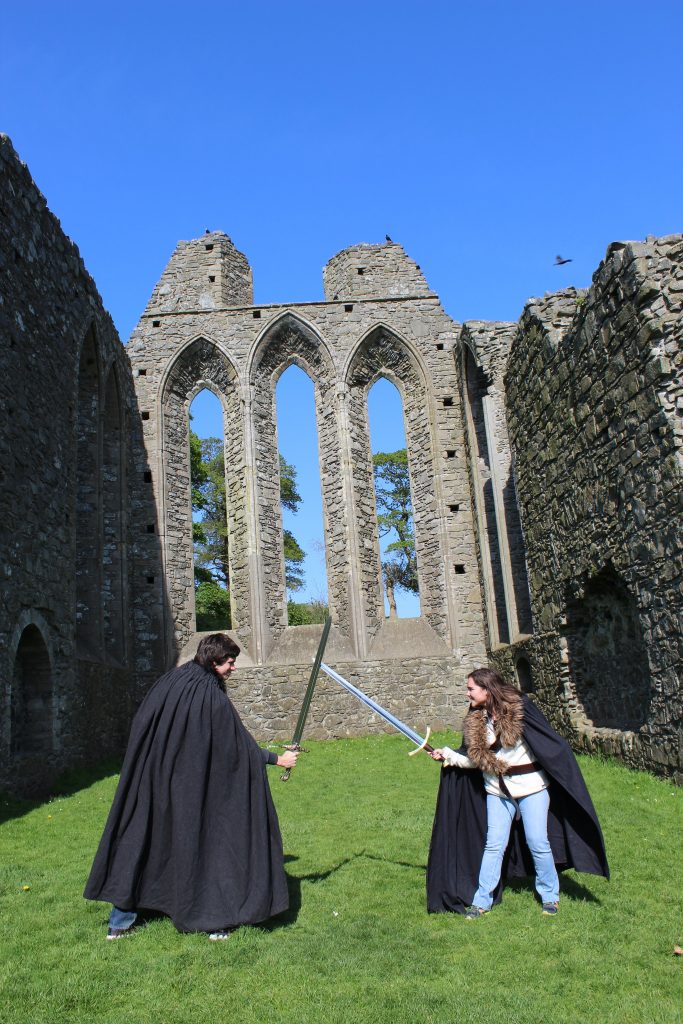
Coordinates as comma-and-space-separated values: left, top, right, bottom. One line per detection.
463, 691, 525, 775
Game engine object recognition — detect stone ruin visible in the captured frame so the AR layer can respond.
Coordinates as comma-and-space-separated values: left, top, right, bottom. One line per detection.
1, 134, 681, 794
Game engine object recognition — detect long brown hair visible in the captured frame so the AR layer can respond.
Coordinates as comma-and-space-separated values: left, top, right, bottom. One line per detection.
468, 667, 520, 718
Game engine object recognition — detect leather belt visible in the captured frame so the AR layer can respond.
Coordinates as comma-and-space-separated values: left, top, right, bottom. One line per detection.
502, 762, 541, 776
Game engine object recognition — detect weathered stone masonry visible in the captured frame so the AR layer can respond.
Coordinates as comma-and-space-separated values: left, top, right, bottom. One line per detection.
1, 133, 681, 793
0, 136, 160, 794
487, 239, 683, 780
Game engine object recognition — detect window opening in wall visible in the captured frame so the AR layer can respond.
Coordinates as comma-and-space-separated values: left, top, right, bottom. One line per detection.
562, 565, 650, 730
75, 326, 101, 657
189, 389, 231, 632
368, 377, 420, 618
275, 365, 328, 626
515, 657, 533, 693
464, 347, 510, 645
102, 369, 126, 662
12, 625, 52, 755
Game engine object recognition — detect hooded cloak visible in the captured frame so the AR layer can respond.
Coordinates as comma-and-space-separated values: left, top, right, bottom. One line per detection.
84, 661, 288, 932
427, 696, 609, 914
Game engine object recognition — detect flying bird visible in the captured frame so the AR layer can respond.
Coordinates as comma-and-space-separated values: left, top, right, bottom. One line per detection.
554, 254, 572, 265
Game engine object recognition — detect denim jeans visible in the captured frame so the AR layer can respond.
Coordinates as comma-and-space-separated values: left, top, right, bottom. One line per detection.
109, 906, 138, 931
472, 788, 559, 910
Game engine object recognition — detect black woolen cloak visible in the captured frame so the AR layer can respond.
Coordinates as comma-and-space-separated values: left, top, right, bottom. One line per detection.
427, 696, 609, 914
84, 661, 289, 932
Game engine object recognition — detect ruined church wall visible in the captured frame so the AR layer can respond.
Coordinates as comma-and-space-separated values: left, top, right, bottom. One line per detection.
503, 236, 683, 780
0, 136, 149, 794
127, 239, 489, 709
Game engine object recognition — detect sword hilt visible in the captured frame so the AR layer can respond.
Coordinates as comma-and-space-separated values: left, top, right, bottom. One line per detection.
279, 742, 304, 781
407, 726, 433, 756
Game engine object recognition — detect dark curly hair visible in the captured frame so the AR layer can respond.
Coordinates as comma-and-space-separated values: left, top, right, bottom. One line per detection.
194, 633, 240, 672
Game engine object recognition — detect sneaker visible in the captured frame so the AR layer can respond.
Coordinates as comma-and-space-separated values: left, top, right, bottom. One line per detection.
106, 927, 133, 940
465, 906, 490, 919
542, 902, 559, 916
208, 929, 233, 941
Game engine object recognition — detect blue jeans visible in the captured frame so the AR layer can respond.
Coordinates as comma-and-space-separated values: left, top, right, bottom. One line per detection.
109, 906, 138, 931
472, 789, 559, 910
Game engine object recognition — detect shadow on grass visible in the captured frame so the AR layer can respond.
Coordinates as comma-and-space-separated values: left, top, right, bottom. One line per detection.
266, 852, 365, 930
267, 848, 431, 931
506, 873, 601, 904
0, 758, 122, 825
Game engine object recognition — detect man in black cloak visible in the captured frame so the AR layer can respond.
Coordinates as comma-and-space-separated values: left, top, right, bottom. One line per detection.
84, 634, 299, 939
427, 671, 609, 916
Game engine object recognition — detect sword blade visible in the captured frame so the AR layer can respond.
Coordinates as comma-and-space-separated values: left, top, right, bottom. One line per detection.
291, 616, 332, 745
280, 617, 332, 781
320, 663, 428, 749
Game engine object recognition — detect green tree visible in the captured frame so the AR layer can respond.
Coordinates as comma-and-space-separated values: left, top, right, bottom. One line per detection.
279, 454, 306, 593
190, 436, 308, 627
195, 580, 232, 631
372, 448, 418, 617
192, 437, 229, 588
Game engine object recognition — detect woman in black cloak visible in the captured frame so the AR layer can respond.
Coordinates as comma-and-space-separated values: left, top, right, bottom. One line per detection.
84, 634, 299, 939
427, 667, 608, 918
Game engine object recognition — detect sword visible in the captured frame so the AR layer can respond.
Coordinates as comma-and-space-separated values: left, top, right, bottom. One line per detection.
320, 663, 434, 756
280, 616, 332, 780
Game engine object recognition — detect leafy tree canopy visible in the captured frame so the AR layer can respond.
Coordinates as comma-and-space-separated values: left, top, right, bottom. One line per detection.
190, 433, 308, 623
372, 448, 418, 616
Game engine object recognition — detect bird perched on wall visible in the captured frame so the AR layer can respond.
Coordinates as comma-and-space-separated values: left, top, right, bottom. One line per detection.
554, 254, 572, 265
385, 234, 393, 243
205, 229, 211, 234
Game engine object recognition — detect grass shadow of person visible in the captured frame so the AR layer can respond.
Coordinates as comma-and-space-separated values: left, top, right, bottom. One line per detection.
264, 852, 365, 931
506, 872, 602, 904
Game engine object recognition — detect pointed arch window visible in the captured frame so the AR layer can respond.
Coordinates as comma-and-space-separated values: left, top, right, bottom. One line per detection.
276, 364, 328, 625
76, 326, 101, 655
368, 377, 420, 618
189, 388, 231, 632
12, 625, 53, 754
102, 367, 125, 660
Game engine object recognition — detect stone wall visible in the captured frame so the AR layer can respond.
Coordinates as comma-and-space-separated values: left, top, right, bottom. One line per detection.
0, 135, 155, 794
128, 235, 489, 675
1, 131, 680, 793
504, 236, 683, 781
457, 322, 533, 650
323, 242, 433, 301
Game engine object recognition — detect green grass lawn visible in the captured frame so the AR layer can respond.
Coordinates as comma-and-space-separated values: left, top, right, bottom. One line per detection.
1, 733, 681, 1024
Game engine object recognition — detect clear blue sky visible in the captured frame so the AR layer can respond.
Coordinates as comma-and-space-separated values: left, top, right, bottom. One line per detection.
3, 1, 681, 613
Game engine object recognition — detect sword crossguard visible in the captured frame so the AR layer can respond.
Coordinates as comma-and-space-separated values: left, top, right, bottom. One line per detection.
408, 726, 432, 756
